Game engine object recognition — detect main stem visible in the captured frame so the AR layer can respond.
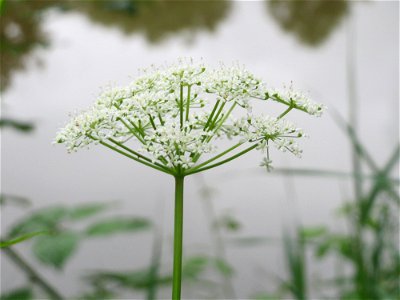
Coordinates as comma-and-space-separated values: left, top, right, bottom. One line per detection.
172, 176, 184, 300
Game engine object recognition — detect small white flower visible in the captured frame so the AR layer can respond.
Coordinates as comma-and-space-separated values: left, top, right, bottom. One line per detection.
55, 59, 324, 174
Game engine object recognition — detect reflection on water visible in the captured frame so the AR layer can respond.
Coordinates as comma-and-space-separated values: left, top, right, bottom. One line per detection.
267, 0, 348, 46
0, 0, 52, 91
69, 0, 231, 42
0, 0, 230, 92
1, 0, 350, 92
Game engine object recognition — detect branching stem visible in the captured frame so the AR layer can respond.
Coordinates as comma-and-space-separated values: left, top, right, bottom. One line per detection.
186, 143, 259, 175
189, 142, 243, 173
98, 140, 172, 175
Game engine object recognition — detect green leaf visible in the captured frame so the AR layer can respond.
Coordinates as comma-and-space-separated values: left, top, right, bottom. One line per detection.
0, 194, 31, 207
215, 214, 241, 232
0, 231, 48, 248
300, 226, 327, 239
32, 231, 79, 269
68, 202, 111, 220
86, 269, 171, 290
85, 217, 151, 236
0, 287, 32, 300
316, 240, 332, 258
228, 236, 278, 247
0, 118, 34, 132
9, 206, 67, 237
252, 292, 279, 300
182, 256, 209, 280
213, 258, 234, 277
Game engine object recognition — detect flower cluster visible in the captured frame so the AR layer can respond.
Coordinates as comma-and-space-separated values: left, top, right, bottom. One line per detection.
232, 115, 304, 156
267, 83, 325, 117
55, 59, 324, 175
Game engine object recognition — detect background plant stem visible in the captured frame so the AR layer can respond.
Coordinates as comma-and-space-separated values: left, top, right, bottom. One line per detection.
172, 176, 184, 300
198, 175, 236, 299
2, 246, 63, 300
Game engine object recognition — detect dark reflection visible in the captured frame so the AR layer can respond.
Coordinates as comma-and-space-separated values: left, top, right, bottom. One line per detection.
267, 0, 348, 46
0, 0, 54, 91
0, 0, 230, 92
68, 0, 231, 43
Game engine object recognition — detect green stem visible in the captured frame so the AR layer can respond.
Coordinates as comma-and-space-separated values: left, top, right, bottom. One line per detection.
108, 138, 170, 170
189, 142, 243, 173
193, 102, 237, 163
204, 100, 220, 130
119, 118, 146, 144
278, 106, 293, 119
213, 102, 236, 132
99, 140, 172, 175
180, 85, 184, 129
186, 143, 258, 175
2, 247, 63, 300
208, 101, 226, 130
185, 85, 191, 121
148, 115, 157, 130
158, 113, 165, 126
172, 176, 185, 300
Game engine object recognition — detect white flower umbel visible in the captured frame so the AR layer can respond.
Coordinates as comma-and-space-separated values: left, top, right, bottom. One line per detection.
55, 58, 324, 300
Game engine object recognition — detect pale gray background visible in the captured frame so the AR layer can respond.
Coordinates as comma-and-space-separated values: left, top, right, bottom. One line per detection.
1, 1, 399, 299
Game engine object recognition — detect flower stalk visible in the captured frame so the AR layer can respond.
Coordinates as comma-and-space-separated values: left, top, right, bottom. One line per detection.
172, 176, 185, 300
55, 58, 324, 300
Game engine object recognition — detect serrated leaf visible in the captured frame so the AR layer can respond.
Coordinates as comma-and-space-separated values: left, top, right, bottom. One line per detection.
0, 287, 32, 300
9, 206, 67, 238
68, 202, 110, 220
0, 231, 48, 248
32, 231, 79, 269
85, 217, 151, 236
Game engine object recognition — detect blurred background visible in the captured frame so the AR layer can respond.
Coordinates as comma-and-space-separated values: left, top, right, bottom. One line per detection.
1, 1, 398, 299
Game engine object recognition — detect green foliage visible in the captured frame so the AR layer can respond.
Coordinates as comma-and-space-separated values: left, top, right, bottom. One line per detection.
299, 226, 327, 240
85, 217, 151, 236
182, 255, 234, 281
0, 194, 31, 207
182, 256, 208, 280
9, 206, 67, 237
5, 203, 152, 273
32, 231, 80, 269
281, 230, 307, 300
9, 203, 113, 237
228, 236, 277, 247
68, 202, 112, 220
252, 292, 280, 300
0, 118, 34, 132
0, 287, 32, 300
290, 134, 400, 299
214, 213, 241, 232
86, 269, 170, 291
0, 231, 48, 248
213, 258, 234, 278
